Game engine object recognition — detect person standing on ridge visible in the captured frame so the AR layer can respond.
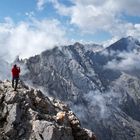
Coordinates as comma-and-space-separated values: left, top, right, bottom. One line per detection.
11, 64, 20, 91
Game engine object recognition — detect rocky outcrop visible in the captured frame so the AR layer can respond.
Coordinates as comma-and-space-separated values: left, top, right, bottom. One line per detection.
0, 80, 96, 140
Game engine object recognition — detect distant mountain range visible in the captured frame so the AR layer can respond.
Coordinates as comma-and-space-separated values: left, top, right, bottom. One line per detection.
1, 36, 140, 140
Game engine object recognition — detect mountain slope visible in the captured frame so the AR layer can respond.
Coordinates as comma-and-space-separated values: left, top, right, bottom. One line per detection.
15, 37, 140, 140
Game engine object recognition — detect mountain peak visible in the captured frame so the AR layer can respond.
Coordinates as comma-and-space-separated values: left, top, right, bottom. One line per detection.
106, 36, 140, 52
73, 42, 83, 46
126, 35, 135, 40
0, 80, 96, 140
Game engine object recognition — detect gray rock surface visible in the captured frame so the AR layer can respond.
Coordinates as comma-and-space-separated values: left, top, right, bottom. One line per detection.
0, 80, 96, 140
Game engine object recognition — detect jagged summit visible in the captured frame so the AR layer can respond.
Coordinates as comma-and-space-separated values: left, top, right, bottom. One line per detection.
106, 36, 140, 52
0, 80, 96, 140
73, 42, 83, 47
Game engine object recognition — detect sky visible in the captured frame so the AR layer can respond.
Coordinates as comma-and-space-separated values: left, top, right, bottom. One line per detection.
0, 0, 140, 61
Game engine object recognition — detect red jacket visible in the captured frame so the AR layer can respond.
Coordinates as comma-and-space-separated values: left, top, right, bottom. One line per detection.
12, 67, 20, 78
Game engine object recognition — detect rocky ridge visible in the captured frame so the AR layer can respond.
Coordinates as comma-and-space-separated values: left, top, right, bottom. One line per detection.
0, 80, 96, 140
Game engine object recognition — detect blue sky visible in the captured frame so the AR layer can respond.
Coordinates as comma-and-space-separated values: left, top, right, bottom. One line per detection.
0, 0, 140, 60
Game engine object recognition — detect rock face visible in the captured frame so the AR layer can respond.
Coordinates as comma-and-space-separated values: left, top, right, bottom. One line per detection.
0, 80, 96, 140
14, 36, 140, 140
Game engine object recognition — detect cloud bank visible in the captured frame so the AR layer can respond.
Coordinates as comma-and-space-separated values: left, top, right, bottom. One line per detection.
105, 51, 140, 71
0, 17, 67, 62
39, 0, 140, 40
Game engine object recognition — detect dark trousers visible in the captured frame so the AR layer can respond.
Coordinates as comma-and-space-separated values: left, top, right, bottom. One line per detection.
12, 77, 19, 91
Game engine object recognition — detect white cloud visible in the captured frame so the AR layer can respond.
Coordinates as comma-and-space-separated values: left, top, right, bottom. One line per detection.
50, 0, 116, 32
114, 0, 140, 16
0, 17, 67, 62
36, 0, 56, 10
127, 24, 140, 38
25, 11, 35, 17
102, 23, 140, 47
46, 0, 140, 40
82, 90, 122, 119
37, 0, 46, 10
105, 51, 140, 71
103, 37, 120, 47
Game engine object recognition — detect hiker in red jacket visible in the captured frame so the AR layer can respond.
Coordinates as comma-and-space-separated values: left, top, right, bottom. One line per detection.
11, 64, 20, 91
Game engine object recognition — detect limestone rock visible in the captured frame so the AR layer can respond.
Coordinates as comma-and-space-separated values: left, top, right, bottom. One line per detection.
0, 80, 96, 140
